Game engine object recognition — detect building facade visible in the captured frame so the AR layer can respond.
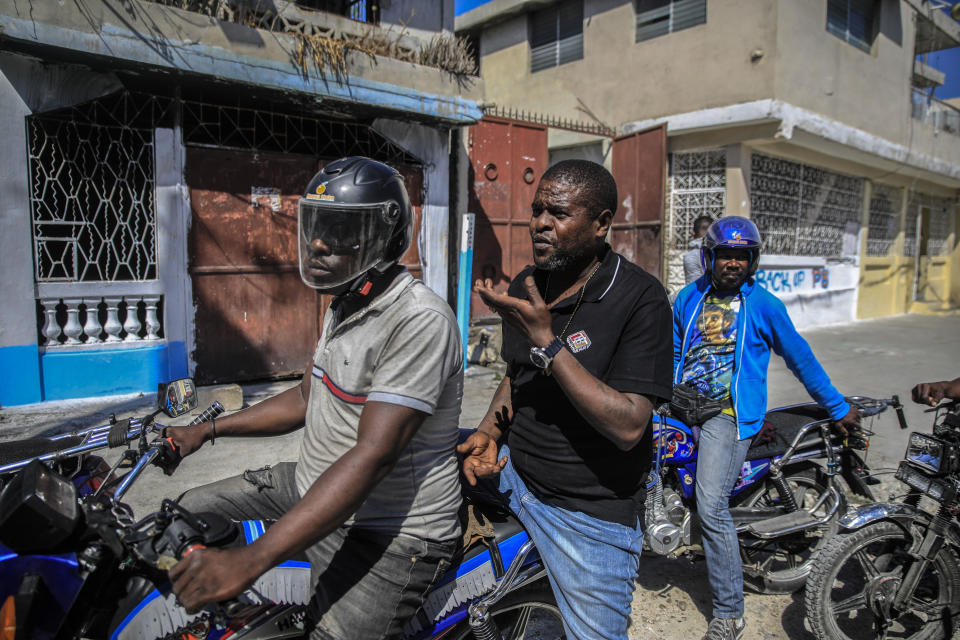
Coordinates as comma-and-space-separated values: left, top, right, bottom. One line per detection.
457, 0, 960, 328
0, 0, 482, 406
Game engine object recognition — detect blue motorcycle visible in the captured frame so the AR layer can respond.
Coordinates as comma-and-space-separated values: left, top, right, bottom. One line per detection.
643, 396, 901, 594
0, 380, 561, 640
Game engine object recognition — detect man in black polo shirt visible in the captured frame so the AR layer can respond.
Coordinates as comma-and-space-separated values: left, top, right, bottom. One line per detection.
458, 159, 672, 640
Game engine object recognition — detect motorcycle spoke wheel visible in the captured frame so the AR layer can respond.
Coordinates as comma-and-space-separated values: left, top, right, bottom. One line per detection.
733, 462, 844, 594
804, 520, 960, 640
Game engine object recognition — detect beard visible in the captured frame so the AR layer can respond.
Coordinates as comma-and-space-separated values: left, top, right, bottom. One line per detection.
539, 244, 593, 272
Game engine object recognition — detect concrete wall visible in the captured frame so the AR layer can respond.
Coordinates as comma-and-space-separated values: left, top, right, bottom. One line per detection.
373, 119, 452, 301
476, 0, 778, 128
773, 0, 914, 146
382, 0, 455, 33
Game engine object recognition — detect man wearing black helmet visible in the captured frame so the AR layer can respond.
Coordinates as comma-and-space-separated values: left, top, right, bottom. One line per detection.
165, 157, 464, 639
673, 216, 860, 640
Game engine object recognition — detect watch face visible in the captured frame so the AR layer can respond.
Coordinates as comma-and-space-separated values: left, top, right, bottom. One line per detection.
529, 348, 548, 369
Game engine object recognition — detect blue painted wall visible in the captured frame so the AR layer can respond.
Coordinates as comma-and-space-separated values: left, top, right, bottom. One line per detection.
0, 342, 188, 406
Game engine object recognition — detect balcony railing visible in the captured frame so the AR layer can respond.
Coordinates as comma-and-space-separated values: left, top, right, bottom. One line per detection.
911, 89, 960, 137
37, 283, 164, 348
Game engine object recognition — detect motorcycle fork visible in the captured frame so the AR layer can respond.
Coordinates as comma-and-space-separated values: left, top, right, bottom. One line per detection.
891, 507, 951, 613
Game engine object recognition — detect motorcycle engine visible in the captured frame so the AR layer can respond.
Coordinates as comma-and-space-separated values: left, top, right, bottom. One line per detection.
645, 484, 690, 556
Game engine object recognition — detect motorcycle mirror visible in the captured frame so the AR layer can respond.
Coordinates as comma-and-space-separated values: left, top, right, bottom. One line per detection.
157, 379, 199, 418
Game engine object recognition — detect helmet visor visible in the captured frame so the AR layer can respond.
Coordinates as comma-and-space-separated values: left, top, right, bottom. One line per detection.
297, 199, 396, 290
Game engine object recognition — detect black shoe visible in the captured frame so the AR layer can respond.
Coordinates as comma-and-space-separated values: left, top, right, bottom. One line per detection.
701, 617, 745, 640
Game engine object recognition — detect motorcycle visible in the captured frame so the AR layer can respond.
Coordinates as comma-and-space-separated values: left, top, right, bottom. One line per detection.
643, 395, 900, 593
0, 379, 560, 640
803, 399, 960, 640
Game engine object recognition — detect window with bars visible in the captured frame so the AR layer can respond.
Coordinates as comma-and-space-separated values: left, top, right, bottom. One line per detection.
866, 184, 902, 257
29, 116, 158, 282
827, 0, 875, 53
529, 0, 583, 72
750, 153, 864, 257
668, 150, 726, 250
636, 0, 706, 43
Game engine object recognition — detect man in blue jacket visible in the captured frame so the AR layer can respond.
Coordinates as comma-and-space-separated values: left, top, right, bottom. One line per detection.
672, 216, 860, 640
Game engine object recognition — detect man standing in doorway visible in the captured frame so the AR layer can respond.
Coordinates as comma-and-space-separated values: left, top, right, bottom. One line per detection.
458, 159, 673, 640
673, 216, 860, 640
684, 215, 714, 284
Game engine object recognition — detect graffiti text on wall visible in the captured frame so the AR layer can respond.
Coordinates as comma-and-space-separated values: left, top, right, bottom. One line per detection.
755, 268, 830, 293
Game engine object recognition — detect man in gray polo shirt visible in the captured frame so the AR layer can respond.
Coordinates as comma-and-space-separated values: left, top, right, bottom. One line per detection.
165, 157, 463, 639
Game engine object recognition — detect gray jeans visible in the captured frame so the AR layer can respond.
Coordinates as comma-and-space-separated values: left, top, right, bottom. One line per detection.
178, 462, 456, 639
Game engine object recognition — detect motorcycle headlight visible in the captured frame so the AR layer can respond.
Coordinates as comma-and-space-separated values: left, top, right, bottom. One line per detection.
895, 461, 950, 501
0, 460, 80, 554
904, 432, 949, 475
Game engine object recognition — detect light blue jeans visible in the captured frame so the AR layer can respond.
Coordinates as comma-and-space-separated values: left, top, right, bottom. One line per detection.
695, 412, 751, 620
497, 444, 644, 640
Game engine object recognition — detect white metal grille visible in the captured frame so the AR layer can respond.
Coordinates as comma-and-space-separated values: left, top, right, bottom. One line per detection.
29, 115, 158, 282
867, 183, 902, 257
668, 150, 726, 250
750, 153, 863, 257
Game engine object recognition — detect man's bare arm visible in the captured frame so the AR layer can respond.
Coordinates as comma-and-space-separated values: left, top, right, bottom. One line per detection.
169, 400, 426, 611
166, 372, 311, 456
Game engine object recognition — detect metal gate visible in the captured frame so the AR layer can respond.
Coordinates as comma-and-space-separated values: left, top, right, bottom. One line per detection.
466, 117, 548, 318
610, 125, 666, 278
188, 149, 424, 384
466, 119, 666, 319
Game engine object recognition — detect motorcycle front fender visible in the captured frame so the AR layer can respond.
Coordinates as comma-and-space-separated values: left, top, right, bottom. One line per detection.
838, 502, 924, 534
838, 502, 960, 554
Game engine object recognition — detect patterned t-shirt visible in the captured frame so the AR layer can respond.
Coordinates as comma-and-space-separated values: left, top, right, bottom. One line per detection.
681, 293, 740, 404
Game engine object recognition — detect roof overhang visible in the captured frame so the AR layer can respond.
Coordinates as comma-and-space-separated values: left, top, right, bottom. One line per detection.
455, 0, 557, 33
0, 0, 483, 125
622, 99, 960, 190
904, 0, 960, 53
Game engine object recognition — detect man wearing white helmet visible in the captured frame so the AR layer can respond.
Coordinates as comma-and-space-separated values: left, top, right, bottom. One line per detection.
166, 157, 463, 639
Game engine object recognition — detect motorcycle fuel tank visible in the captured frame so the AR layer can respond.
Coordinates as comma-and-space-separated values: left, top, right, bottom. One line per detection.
651, 416, 696, 464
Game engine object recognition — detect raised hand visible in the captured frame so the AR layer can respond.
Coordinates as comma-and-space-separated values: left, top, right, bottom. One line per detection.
474, 276, 554, 347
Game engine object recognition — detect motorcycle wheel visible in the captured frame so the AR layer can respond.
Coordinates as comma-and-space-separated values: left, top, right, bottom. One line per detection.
732, 461, 846, 594
804, 520, 960, 640
446, 581, 565, 639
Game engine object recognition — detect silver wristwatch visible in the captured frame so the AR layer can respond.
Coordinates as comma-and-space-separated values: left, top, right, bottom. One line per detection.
529, 337, 564, 371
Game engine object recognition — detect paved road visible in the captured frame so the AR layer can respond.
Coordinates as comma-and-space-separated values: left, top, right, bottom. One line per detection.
1, 312, 957, 639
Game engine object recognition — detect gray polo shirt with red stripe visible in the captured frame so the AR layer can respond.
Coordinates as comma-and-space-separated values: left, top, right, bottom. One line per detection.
295, 270, 464, 542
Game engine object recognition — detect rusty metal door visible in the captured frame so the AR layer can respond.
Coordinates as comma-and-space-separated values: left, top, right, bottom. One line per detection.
467, 117, 548, 318
188, 148, 425, 384
610, 125, 667, 279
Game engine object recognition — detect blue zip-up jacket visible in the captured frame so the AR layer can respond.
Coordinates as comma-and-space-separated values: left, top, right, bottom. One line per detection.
673, 274, 850, 439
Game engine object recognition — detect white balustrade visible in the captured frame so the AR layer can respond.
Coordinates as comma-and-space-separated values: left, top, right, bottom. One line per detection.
122, 297, 142, 342
143, 296, 161, 341
82, 298, 103, 344
38, 294, 164, 348
102, 297, 124, 343
62, 298, 84, 345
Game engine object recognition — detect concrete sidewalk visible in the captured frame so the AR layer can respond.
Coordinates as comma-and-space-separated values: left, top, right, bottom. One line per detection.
0, 312, 957, 517
0, 312, 957, 639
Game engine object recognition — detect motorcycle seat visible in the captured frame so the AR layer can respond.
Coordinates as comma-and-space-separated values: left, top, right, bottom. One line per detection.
745, 403, 834, 461
0, 434, 85, 467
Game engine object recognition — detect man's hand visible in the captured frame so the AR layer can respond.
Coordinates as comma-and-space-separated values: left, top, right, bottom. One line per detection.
834, 405, 861, 436
911, 379, 960, 406
456, 431, 507, 486
475, 277, 554, 348
169, 546, 266, 614
163, 424, 211, 458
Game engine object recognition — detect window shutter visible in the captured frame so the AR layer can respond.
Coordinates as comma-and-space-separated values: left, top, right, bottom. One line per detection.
847, 0, 873, 48
637, 4, 671, 42
672, 0, 706, 32
557, 0, 584, 65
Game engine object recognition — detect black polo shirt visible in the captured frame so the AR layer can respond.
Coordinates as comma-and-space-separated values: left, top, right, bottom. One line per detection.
501, 246, 673, 526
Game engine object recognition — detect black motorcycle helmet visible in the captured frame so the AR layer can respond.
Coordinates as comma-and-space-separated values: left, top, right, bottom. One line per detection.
297, 157, 412, 291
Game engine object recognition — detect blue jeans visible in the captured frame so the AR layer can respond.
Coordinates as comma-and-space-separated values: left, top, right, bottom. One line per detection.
497, 445, 644, 640
695, 413, 751, 620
